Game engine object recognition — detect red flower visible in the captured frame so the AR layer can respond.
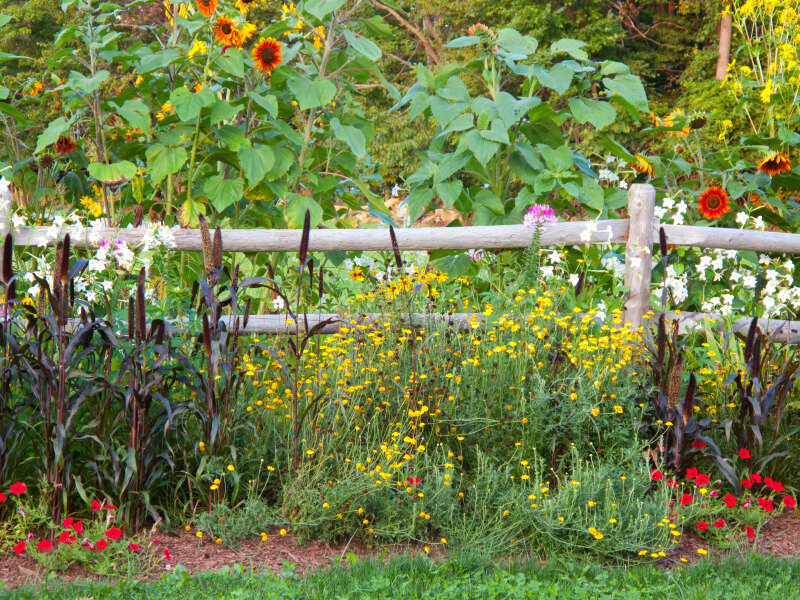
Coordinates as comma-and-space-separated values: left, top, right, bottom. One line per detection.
36, 540, 52, 551
679, 493, 693, 506
745, 525, 756, 538
13, 541, 25, 554
697, 186, 731, 220
723, 494, 737, 508
0, 492, 5, 503
96, 539, 108, 551
758, 498, 775, 512
751, 474, 762, 484
686, 468, 698, 479
667, 479, 678, 489
9, 482, 27, 495
103, 504, 118, 510
695, 474, 710, 486
738, 448, 751, 459
783, 496, 796, 508
163, 549, 171, 561
57, 531, 74, 545
91, 499, 102, 513
62, 517, 73, 529
408, 477, 420, 486
650, 469, 663, 481
765, 478, 784, 492
696, 521, 708, 530
106, 526, 123, 541
128, 542, 140, 551
692, 441, 706, 449
742, 478, 753, 489
72, 521, 84, 535
712, 519, 726, 529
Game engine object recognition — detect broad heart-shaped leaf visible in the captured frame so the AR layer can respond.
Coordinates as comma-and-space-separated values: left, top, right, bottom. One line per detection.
330, 118, 367, 158
435, 180, 463, 207
213, 49, 245, 78
66, 69, 109, 93
530, 64, 573, 95
458, 130, 499, 164
204, 176, 244, 213
87, 160, 137, 183
35, 117, 69, 153
135, 48, 180, 73
473, 188, 505, 215
146, 144, 188, 185
437, 76, 470, 103
343, 29, 382, 60
209, 99, 240, 125
305, 0, 345, 19
416, 63, 434, 89
247, 91, 278, 118
349, 177, 390, 214
445, 35, 479, 48
568, 98, 617, 129
287, 74, 336, 110
237, 145, 275, 185
495, 29, 538, 56
562, 177, 605, 216
284, 193, 323, 228
480, 119, 511, 145
178, 197, 205, 228
264, 147, 294, 181
439, 112, 474, 136
169, 87, 215, 121
603, 73, 649, 112
495, 92, 540, 130
405, 187, 435, 221
537, 144, 574, 172
429, 96, 467, 127
549, 38, 588, 60
115, 99, 151, 131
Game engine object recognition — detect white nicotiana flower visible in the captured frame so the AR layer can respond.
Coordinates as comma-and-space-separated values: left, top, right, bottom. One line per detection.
736, 212, 748, 226
654, 206, 667, 220
742, 275, 757, 289
568, 273, 581, 286
729, 270, 742, 283
547, 250, 562, 264
759, 254, 771, 266
752, 216, 765, 230
662, 197, 675, 210
618, 180, 628, 190
11, 213, 26, 229
783, 259, 794, 272
675, 200, 688, 214
540, 266, 555, 278
273, 296, 286, 310
579, 221, 598, 243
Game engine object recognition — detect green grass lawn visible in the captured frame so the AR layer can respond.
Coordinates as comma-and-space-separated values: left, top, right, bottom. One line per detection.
3, 553, 799, 600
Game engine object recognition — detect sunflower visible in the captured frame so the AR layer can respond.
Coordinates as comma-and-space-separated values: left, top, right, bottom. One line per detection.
232, 22, 256, 48
631, 153, 655, 179
252, 37, 283, 73
213, 15, 239, 46
662, 108, 689, 138
196, 0, 217, 17
54, 135, 76, 155
756, 152, 792, 176
697, 186, 731, 220
235, 0, 258, 13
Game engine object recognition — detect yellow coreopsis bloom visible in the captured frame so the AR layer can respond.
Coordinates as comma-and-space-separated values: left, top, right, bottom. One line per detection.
313, 25, 325, 50
760, 78, 774, 104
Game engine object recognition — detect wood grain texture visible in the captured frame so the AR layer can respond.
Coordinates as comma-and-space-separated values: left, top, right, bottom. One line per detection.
623, 184, 655, 329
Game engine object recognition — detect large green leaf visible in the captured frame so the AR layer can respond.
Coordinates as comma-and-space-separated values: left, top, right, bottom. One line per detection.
350, 177, 389, 215
480, 119, 511, 145
287, 75, 336, 110
284, 193, 323, 227
209, 99, 240, 125
204, 176, 245, 213
115, 99, 151, 131
135, 48, 181, 73
35, 117, 69, 154
495, 29, 538, 56
66, 70, 109, 93
603, 74, 649, 112
406, 187, 435, 221
343, 29, 381, 60
247, 91, 279, 118
568, 98, 617, 129
330, 118, 367, 158
213, 49, 245, 78
179, 197, 205, 228
305, 0, 345, 19
550, 38, 588, 60
264, 147, 294, 181
169, 87, 215, 121
430, 96, 467, 127
416, 64, 434, 89
237, 145, 275, 185
435, 180, 463, 207
459, 130, 499, 164
530, 64, 573, 95
146, 144, 187, 185
87, 160, 137, 182
495, 92, 540, 130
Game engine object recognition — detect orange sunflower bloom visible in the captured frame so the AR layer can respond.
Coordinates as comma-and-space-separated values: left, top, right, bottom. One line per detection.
54, 135, 76, 154
756, 152, 792, 176
196, 0, 217, 17
631, 153, 655, 179
697, 186, 731, 220
232, 22, 257, 48
252, 37, 283, 73
235, 0, 258, 13
213, 15, 239, 46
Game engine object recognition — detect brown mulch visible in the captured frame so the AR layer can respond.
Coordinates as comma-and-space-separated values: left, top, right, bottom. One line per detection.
660, 510, 800, 566
2, 513, 799, 588
0, 527, 432, 589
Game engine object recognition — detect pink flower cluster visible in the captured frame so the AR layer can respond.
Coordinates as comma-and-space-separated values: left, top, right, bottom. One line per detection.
523, 204, 557, 228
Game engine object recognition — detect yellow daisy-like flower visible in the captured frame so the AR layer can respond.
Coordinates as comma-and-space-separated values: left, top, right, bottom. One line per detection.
631, 153, 655, 179
235, 0, 258, 13
213, 15, 253, 48
80, 196, 103, 218
188, 39, 207, 59
613, 405, 623, 413
313, 25, 325, 50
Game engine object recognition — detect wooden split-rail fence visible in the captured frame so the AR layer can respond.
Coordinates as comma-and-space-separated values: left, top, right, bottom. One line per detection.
3, 183, 800, 337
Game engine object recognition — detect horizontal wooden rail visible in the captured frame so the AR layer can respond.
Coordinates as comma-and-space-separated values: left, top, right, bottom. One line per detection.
657, 224, 800, 254
4, 220, 629, 252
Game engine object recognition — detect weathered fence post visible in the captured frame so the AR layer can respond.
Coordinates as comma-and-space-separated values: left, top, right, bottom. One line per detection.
0, 178, 11, 239
623, 183, 655, 330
